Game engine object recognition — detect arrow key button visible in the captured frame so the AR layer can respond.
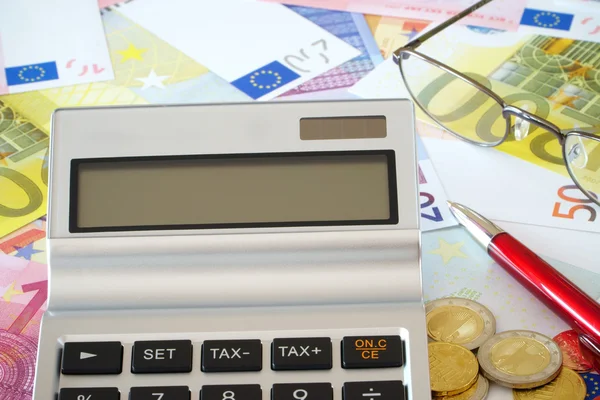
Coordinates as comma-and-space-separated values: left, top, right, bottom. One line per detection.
62, 342, 123, 375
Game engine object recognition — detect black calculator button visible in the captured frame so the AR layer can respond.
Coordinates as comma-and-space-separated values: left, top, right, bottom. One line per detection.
130, 386, 189, 400
342, 336, 403, 369
271, 337, 332, 370
272, 383, 332, 400
201, 384, 261, 400
132, 340, 192, 373
61, 342, 123, 375
202, 340, 262, 372
59, 387, 120, 400
343, 381, 405, 400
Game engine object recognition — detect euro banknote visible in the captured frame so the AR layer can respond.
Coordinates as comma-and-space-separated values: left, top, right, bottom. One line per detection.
0, 235, 47, 400
0, 10, 252, 238
279, 6, 383, 96
261, 0, 526, 31
351, 26, 600, 203
0, 103, 49, 239
364, 14, 431, 59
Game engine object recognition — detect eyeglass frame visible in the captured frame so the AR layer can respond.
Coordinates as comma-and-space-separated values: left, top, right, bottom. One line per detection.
391, 0, 600, 206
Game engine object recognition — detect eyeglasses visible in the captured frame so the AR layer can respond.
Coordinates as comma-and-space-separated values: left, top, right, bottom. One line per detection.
392, 0, 600, 207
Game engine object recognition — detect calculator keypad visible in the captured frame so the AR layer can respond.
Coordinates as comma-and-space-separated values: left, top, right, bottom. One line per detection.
58, 335, 406, 399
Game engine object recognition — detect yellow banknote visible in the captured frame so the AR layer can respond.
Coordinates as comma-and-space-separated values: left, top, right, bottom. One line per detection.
364, 14, 430, 59
400, 27, 600, 196
0, 10, 249, 237
0, 102, 48, 237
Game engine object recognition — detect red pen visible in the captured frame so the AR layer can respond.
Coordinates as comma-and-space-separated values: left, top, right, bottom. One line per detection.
447, 201, 600, 373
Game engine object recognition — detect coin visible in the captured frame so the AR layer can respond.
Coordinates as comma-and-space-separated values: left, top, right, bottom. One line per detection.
512, 367, 586, 399
426, 297, 496, 351
433, 375, 489, 400
477, 330, 563, 389
553, 330, 593, 373
429, 342, 480, 396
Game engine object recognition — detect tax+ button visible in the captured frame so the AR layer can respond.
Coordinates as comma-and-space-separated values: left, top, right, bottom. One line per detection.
272, 337, 332, 370
342, 336, 403, 368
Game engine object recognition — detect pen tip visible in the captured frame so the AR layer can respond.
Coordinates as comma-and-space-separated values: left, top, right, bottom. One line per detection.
446, 200, 455, 209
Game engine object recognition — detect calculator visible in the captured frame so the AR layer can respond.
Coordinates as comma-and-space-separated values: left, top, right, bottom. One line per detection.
34, 99, 431, 400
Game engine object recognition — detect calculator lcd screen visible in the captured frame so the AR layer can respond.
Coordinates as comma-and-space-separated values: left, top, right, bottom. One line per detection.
70, 151, 398, 232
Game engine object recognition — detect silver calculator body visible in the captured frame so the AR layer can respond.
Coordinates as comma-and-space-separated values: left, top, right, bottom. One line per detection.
34, 99, 431, 400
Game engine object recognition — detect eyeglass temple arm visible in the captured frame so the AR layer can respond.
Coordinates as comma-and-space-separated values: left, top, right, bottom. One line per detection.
401, 0, 496, 49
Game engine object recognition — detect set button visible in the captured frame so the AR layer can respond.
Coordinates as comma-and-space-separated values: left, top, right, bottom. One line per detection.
132, 340, 193, 373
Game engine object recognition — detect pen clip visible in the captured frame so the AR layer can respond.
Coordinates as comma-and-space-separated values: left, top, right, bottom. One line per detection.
579, 334, 600, 374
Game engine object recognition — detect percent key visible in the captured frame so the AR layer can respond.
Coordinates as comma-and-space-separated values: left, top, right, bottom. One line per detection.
59, 388, 120, 400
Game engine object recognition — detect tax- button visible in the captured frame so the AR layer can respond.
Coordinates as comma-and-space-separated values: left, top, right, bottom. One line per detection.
202, 339, 262, 372
272, 337, 332, 370
61, 342, 123, 374
132, 340, 192, 373
342, 336, 403, 368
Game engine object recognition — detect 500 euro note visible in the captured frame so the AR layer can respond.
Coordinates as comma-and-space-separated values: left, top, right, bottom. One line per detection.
352, 26, 600, 210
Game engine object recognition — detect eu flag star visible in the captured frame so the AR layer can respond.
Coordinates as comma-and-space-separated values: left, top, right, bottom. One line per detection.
14, 243, 43, 260
231, 61, 300, 99
583, 372, 599, 398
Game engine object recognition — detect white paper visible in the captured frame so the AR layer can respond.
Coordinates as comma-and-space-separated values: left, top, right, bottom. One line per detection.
416, 137, 458, 232
349, 58, 409, 100
117, 0, 361, 100
0, 0, 114, 94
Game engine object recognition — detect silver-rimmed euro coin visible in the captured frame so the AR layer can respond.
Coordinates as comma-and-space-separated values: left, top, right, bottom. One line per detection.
433, 375, 489, 400
426, 297, 496, 351
477, 330, 562, 389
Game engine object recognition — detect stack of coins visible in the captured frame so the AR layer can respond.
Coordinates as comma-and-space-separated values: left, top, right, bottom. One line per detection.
425, 297, 588, 400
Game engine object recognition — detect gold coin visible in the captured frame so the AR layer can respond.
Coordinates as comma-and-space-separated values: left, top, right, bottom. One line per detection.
512, 367, 586, 399
477, 330, 562, 389
429, 342, 480, 396
426, 297, 496, 351
433, 375, 489, 400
